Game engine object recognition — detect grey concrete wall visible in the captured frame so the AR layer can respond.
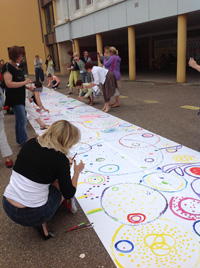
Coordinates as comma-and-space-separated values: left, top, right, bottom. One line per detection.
55, 0, 200, 42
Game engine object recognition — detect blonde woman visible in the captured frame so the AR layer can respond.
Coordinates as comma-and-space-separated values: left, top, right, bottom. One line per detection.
103, 46, 121, 108
3, 120, 85, 240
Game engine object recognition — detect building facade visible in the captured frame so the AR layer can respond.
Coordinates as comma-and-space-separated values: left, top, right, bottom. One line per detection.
0, 0, 46, 75
1, 0, 200, 82
52, 0, 200, 82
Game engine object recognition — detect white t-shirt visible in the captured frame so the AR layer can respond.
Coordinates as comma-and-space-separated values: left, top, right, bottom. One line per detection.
4, 170, 49, 207
92, 66, 108, 85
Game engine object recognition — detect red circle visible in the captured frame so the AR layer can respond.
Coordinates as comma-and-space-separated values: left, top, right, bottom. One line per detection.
190, 167, 200, 175
127, 213, 146, 224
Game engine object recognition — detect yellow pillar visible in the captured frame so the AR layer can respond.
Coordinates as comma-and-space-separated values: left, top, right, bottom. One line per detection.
52, 0, 57, 25
177, 14, 187, 83
149, 36, 153, 69
74, 39, 80, 56
96, 33, 103, 66
128, 26, 136, 80
72, 42, 76, 53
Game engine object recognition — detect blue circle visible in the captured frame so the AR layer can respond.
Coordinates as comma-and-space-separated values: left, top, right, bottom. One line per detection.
193, 220, 200, 236
98, 164, 119, 173
115, 240, 134, 253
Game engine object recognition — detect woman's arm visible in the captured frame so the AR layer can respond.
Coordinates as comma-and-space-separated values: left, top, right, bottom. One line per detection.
34, 92, 49, 112
4, 72, 31, 88
189, 59, 200, 72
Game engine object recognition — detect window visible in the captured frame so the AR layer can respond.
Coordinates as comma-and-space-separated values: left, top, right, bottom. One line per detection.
44, 3, 55, 34
75, 0, 80, 10
87, 0, 93, 5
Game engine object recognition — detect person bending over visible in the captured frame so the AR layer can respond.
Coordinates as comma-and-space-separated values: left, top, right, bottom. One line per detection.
76, 80, 94, 106
47, 74, 60, 89
3, 120, 85, 240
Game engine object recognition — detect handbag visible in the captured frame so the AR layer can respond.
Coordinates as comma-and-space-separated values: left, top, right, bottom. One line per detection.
111, 56, 115, 72
0, 88, 5, 110
93, 85, 101, 98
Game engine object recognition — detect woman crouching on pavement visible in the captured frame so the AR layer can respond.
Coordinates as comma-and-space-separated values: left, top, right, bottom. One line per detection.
2, 120, 85, 240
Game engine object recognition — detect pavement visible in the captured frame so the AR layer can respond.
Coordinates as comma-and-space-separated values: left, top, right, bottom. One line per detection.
0, 70, 200, 268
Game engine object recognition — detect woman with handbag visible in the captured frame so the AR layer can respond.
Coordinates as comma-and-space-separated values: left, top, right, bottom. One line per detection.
103, 46, 121, 108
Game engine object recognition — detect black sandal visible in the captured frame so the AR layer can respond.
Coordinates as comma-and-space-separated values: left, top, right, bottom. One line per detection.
35, 225, 55, 240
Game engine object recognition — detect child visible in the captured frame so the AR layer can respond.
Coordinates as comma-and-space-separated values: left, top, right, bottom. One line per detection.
47, 74, 60, 89
76, 80, 93, 106
26, 81, 49, 130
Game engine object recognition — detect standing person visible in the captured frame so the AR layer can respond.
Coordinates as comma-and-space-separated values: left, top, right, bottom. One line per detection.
3, 120, 85, 240
81, 51, 92, 82
0, 88, 13, 168
34, 55, 44, 83
2, 46, 32, 147
103, 46, 121, 108
85, 62, 117, 113
97, 46, 110, 65
74, 54, 87, 83
45, 55, 55, 76
67, 53, 80, 95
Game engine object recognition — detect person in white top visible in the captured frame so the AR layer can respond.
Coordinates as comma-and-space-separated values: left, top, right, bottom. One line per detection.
84, 62, 117, 112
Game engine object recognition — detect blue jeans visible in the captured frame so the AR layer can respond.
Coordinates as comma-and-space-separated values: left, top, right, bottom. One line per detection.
2, 185, 62, 227
12, 105, 28, 147
35, 68, 44, 82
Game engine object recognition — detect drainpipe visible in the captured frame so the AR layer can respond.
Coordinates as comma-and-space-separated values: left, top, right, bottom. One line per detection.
66, 0, 74, 45
37, 0, 44, 43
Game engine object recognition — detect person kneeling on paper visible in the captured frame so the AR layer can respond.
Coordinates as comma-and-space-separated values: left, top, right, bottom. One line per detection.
76, 80, 94, 106
2, 120, 85, 240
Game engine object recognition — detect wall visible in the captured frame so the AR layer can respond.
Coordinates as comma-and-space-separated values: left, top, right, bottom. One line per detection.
0, 0, 45, 75
55, 0, 200, 42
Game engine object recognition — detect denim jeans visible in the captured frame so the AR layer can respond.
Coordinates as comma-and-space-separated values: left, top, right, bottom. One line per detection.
12, 105, 28, 147
35, 68, 44, 82
2, 185, 62, 227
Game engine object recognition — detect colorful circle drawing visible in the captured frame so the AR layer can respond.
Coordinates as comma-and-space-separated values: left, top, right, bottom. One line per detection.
84, 175, 106, 185
119, 133, 160, 148
111, 219, 200, 268
101, 183, 168, 226
96, 158, 105, 162
127, 213, 146, 224
98, 164, 119, 173
191, 179, 200, 198
184, 165, 200, 178
169, 196, 200, 220
115, 240, 134, 253
82, 118, 119, 129
70, 142, 92, 155
102, 127, 122, 133
143, 172, 187, 192
119, 122, 133, 128
172, 154, 199, 163
193, 220, 200, 237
